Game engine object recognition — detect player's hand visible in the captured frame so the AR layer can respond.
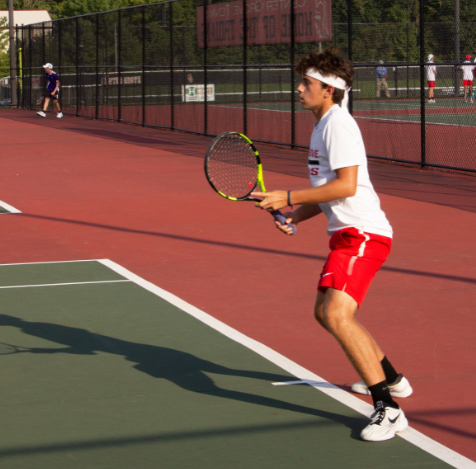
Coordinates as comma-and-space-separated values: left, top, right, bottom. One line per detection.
251, 190, 288, 211
274, 212, 296, 235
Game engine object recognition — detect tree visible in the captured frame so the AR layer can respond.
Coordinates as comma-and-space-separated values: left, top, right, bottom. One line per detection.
0, 16, 9, 72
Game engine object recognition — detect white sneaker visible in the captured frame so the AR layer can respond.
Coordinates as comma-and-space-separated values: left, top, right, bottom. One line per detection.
37, 111, 46, 118
57, 112, 63, 118
361, 401, 408, 442
352, 374, 413, 398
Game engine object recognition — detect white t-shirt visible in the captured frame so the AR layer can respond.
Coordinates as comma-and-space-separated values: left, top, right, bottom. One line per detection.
462, 61, 475, 80
426, 64, 436, 81
308, 105, 393, 238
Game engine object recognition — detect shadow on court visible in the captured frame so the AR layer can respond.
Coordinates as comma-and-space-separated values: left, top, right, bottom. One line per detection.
0, 314, 365, 440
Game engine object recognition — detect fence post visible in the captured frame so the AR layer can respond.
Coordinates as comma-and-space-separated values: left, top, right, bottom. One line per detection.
204, 0, 208, 136
348, 0, 353, 115
29, 25, 32, 110
170, 2, 174, 130
291, 0, 295, 147
58, 21, 61, 110
118, 9, 121, 123
76, 17, 79, 116
15, 24, 19, 107
419, 0, 426, 168
96, 14, 99, 120
142, 6, 145, 127
243, 0, 247, 135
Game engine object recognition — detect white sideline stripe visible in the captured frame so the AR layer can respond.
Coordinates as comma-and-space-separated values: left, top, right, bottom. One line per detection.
272, 379, 324, 386
0, 200, 21, 214
96, 258, 475, 469
0, 280, 130, 289
355, 115, 476, 129
0, 259, 99, 267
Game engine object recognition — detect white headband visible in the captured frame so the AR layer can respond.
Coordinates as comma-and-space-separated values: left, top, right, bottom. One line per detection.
305, 68, 348, 90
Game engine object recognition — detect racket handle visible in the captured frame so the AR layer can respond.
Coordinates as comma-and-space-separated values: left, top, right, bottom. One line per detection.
271, 210, 297, 235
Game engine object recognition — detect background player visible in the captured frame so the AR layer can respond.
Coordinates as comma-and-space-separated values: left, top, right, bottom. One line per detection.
251, 47, 411, 442
37, 63, 63, 118
426, 54, 437, 103
458, 55, 474, 103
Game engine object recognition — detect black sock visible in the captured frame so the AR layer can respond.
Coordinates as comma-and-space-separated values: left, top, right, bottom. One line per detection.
381, 356, 399, 384
368, 380, 399, 409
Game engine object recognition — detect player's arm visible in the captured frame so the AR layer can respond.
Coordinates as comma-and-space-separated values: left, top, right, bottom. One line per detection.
53, 79, 60, 94
274, 204, 322, 235
252, 165, 358, 212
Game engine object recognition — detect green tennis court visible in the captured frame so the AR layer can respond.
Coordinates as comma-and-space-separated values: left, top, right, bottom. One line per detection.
0, 260, 458, 468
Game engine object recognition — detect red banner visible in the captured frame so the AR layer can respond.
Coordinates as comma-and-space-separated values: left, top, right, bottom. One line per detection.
196, 0, 331, 47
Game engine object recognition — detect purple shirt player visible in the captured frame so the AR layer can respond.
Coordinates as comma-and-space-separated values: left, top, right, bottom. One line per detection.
37, 63, 63, 119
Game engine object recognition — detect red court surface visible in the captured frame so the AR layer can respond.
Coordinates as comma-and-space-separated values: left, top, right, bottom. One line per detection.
1, 109, 476, 463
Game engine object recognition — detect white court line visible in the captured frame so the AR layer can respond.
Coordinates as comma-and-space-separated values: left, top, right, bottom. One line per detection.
0, 259, 98, 267
0, 200, 21, 214
96, 258, 475, 469
355, 115, 476, 128
0, 280, 130, 289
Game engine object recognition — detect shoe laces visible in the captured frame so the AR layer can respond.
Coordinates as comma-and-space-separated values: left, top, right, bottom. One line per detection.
370, 401, 387, 425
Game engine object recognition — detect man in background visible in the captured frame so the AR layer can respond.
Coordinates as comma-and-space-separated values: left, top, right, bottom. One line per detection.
458, 55, 474, 104
376, 61, 390, 98
426, 54, 437, 103
37, 63, 63, 118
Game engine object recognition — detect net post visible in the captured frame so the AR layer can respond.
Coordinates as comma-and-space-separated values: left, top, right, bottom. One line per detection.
96, 13, 99, 120
142, 6, 145, 127
419, 0, 426, 168
170, 2, 174, 130
290, 0, 295, 148
243, 0, 247, 136
117, 9, 122, 123
204, 0, 208, 136
347, 0, 353, 115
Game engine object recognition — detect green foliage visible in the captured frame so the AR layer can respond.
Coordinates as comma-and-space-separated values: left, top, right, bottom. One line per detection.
0, 16, 10, 71
57, 0, 154, 19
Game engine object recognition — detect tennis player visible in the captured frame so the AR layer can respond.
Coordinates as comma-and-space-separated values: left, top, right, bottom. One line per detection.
458, 55, 474, 103
252, 47, 412, 442
37, 63, 63, 118
426, 54, 437, 103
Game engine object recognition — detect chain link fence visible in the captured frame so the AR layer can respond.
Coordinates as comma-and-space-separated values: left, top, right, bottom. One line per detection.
8, 0, 476, 173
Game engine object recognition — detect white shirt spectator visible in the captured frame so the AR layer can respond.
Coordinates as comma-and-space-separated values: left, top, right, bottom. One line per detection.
426, 64, 436, 81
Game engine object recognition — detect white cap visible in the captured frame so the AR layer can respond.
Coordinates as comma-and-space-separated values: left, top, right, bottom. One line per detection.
428, 54, 434, 61
43, 63, 53, 69
379, 60, 384, 64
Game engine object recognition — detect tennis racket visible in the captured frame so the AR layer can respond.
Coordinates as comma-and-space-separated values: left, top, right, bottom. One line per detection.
204, 131, 297, 235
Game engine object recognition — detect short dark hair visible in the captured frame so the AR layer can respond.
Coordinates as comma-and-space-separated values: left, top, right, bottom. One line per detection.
295, 46, 354, 104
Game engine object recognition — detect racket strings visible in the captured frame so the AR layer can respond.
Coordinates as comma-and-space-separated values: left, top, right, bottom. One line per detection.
206, 135, 258, 199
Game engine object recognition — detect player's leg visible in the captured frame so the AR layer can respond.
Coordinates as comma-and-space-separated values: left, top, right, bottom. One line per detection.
54, 96, 63, 118
471, 83, 474, 103
384, 79, 390, 98
319, 288, 386, 387
315, 292, 385, 362
317, 287, 408, 441
376, 78, 380, 97
37, 96, 49, 117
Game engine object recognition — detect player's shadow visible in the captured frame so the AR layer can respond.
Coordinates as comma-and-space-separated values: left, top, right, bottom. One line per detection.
0, 313, 365, 439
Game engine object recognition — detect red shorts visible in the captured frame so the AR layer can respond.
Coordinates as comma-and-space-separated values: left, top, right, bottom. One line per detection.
427, 81, 435, 88
317, 228, 392, 306
463, 80, 473, 86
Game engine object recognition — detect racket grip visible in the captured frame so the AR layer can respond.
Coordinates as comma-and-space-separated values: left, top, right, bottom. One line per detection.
271, 210, 297, 235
